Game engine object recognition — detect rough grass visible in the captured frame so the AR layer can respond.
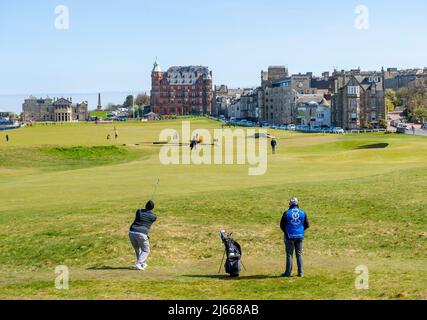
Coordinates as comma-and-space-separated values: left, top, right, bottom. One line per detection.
0, 119, 426, 300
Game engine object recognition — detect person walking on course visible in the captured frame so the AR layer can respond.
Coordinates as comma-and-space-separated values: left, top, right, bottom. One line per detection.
271, 138, 277, 154
5, 134, 9, 142
280, 197, 310, 277
129, 200, 157, 270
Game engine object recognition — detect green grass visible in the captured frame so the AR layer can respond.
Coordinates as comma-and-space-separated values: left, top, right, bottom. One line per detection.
89, 110, 110, 118
0, 119, 426, 300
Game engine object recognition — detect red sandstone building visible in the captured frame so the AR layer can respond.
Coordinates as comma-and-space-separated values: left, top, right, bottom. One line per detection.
150, 61, 213, 115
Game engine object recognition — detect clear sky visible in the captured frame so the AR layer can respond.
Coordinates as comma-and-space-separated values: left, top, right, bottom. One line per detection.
0, 0, 426, 95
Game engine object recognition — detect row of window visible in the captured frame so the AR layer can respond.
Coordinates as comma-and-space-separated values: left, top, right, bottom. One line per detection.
152, 85, 211, 91
348, 112, 377, 122
159, 106, 205, 114
158, 99, 205, 104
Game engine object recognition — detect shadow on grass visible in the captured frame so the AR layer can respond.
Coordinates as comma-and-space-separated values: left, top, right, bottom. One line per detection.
183, 274, 282, 280
87, 266, 135, 271
355, 143, 389, 149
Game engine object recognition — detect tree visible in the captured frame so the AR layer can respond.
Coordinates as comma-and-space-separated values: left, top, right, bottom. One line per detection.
397, 87, 410, 106
135, 93, 150, 107
378, 119, 388, 129
385, 89, 398, 112
106, 103, 119, 111
122, 95, 134, 109
412, 107, 427, 123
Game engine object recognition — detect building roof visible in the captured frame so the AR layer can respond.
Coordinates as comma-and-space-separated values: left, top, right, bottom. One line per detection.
296, 94, 330, 107
311, 78, 331, 90
153, 60, 162, 73
165, 66, 211, 85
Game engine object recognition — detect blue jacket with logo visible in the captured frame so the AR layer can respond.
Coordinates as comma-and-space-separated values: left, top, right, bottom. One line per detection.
280, 206, 309, 239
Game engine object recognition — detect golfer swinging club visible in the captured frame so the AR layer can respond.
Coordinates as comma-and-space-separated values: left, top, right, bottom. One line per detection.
129, 200, 157, 270
280, 197, 310, 277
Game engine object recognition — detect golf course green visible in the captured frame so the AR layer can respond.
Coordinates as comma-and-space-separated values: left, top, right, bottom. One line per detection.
0, 118, 426, 299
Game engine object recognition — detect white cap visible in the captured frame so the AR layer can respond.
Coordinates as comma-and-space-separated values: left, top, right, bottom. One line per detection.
290, 197, 298, 205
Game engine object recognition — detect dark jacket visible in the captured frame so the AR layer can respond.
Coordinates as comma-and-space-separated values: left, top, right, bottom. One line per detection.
130, 209, 157, 235
280, 205, 310, 240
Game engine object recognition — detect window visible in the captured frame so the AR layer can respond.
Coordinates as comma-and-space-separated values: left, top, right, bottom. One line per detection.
349, 113, 358, 122
349, 99, 357, 111
348, 86, 360, 95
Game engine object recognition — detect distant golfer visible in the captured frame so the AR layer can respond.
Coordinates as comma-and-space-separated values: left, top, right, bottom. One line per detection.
129, 200, 157, 270
190, 137, 197, 151
271, 138, 277, 154
280, 197, 310, 277
411, 125, 416, 135
6, 134, 9, 142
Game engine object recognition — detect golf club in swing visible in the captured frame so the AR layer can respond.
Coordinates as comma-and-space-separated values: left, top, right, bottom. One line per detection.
151, 178, 160, 202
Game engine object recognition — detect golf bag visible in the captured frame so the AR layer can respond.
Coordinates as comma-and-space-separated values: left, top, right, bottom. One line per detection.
219, 231, 242, 277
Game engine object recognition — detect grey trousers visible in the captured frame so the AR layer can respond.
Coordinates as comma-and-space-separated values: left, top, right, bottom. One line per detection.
284, 238, 303, 276
129, 232, 150, 265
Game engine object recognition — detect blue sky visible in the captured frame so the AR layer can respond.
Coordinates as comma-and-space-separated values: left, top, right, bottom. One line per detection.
0, 0, 426, 95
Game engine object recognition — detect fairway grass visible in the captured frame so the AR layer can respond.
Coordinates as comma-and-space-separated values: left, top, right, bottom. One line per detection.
0, 119, 426, 300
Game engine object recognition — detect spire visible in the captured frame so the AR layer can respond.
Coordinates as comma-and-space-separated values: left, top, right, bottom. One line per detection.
153, 58, 162, 73
97, 93, 102, 110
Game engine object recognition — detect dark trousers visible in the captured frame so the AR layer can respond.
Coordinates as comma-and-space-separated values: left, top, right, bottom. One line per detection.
284, 238, 303, 276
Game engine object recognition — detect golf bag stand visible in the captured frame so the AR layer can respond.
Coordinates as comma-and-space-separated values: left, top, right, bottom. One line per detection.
219, 230, 242, 277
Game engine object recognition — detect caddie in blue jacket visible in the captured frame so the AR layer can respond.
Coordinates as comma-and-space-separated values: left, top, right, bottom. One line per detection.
280, 197, 310, 277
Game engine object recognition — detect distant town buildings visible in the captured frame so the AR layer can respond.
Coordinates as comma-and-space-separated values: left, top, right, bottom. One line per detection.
258, 67, 334, 125
384, 68, 427, 90
145, 60, 424, 128
150, 61, 213, 115
22, 96, 89, 122
213, 85, 246, 117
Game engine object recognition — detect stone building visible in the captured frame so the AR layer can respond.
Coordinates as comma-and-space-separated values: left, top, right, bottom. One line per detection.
291, 73, 316, 95
227, 89, 259, 120
22, 96, 89, 122
150, 61, 213, 115
331, 70, 386, 129
264, 78, 295, 125
259, 66, 289, 121
239, 89, 259, 120
212, 85, 245, 117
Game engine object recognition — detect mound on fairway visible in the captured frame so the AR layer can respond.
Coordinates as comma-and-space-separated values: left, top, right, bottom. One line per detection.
0, 119, 426, 300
